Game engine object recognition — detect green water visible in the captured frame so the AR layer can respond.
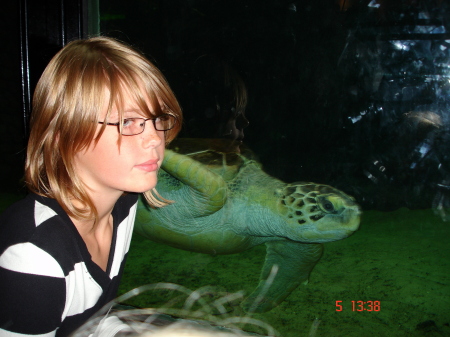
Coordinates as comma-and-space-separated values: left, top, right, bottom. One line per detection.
118, 208, 450, 337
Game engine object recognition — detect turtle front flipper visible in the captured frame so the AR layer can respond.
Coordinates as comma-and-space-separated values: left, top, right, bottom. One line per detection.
161, 149, 228, 216
242, 241, 323, 313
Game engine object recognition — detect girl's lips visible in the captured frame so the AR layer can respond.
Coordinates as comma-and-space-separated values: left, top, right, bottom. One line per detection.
135, 159, 159, 172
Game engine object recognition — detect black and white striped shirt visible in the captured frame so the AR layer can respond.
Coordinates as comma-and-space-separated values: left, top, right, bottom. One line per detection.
0, 192, 138, 337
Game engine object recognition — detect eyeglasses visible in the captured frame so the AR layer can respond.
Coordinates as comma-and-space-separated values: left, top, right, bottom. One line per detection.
98, 113, 177, 136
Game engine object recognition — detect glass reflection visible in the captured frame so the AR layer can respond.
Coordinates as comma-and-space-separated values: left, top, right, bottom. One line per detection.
97, 1, 450, 336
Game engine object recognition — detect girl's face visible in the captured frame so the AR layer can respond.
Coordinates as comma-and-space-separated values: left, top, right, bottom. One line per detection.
73, 90, 165, 199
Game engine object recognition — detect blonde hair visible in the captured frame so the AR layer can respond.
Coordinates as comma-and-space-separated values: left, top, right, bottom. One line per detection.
25, 36, 182, 220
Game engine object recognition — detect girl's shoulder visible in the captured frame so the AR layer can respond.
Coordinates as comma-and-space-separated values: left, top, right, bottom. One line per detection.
0, 193, 82, 270
0, 193, 43, 242
1, 192, 65, 228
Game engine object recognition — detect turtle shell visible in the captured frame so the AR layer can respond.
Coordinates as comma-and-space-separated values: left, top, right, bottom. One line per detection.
167, 138, 259, 182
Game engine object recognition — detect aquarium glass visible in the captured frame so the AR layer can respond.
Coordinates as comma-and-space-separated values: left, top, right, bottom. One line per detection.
97, 1, 450, 336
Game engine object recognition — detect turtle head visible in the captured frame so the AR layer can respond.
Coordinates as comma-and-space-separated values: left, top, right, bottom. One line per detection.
277, 182, 361, 243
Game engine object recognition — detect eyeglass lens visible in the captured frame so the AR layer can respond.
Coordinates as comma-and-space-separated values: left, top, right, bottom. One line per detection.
122, 114, 176, 135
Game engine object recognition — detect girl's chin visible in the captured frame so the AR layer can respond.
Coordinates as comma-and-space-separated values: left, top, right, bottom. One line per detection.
129, 182, 158, 193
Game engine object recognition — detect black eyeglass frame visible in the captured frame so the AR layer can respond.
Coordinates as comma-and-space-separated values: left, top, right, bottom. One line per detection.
98, 113, 177, 136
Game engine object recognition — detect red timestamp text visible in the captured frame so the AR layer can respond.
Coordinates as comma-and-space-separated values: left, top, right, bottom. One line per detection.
335, 300, 381, 312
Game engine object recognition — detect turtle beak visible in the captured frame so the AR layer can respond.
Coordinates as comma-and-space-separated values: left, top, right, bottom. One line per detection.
342, 206, 361, 232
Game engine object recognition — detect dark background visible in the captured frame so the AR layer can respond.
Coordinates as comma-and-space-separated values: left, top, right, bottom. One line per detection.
1, 1, 24, 194
3, 0, 450, 212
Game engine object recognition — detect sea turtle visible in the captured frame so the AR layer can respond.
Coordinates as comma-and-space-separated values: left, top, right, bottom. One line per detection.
135, 138, 361, 313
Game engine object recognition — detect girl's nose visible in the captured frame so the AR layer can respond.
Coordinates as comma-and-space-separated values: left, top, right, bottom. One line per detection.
141, 123, 163, 148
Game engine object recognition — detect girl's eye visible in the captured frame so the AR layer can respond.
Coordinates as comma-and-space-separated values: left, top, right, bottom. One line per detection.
123, 118, 134, 127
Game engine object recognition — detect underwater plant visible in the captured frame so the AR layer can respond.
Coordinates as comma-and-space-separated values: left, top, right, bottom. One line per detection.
71, 282, 279, 337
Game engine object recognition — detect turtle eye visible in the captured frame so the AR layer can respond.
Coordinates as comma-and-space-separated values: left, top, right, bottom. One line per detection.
319, 198, 335, 213
324, 201, 334, 212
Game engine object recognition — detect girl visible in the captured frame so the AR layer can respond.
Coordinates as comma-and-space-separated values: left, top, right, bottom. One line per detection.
0, 36, 182, 337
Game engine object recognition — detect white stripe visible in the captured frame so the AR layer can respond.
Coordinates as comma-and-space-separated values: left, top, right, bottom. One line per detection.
109, 203, 136, 279
34, 201, 57, 227
62, 262, 103, 319
0, 243, 64, 278
0, 327, 56, 337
